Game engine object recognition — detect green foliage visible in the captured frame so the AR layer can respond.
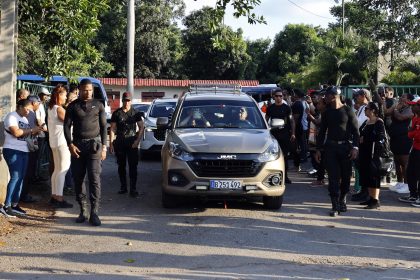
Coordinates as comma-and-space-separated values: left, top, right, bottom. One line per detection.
94, 0, 185, 78
182, 7, 250, 79
18, 0, 113, 78
331, 0, 420, 68
243, 38, 271, 80
381, 59, 420, 84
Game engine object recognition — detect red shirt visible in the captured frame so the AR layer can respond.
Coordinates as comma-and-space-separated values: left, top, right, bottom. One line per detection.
408, 116, 420, 151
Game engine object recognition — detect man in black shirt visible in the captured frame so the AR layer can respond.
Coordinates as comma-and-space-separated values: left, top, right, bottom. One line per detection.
64, 79, 107, 226
109, 92, 144, 197
316, 86, 359, 217
266, 89, 296, 184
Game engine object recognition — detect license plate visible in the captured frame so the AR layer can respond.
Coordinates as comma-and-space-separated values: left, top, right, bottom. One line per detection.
210, 180, 242, 190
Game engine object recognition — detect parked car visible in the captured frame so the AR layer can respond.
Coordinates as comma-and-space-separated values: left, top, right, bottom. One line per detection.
158, 85, 286, 209
132, 102, 151, 115
140, 98, 178, 155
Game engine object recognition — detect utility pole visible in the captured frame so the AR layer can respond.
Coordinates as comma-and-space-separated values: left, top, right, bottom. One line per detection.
127, 0, 135, 94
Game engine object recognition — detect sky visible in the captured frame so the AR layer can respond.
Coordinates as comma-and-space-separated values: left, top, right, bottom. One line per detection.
183, 0, 339, 41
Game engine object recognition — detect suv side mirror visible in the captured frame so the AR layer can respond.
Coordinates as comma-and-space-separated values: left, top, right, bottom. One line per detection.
270, 119, 285, 129
157, 117, 169, 129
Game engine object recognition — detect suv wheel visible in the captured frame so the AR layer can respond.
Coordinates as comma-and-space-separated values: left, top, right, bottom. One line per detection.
263, 195, 283, 210
162, 191, 179, 208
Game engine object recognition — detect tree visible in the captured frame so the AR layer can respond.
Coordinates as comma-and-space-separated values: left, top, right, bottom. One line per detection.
94, 0, 185, 78
182, 7, 250, 79
381, 59, 420, 84
260, 24, 323, 83
18, 0, 113, 78
243, 38, 271, 80
330, 0, 420, 69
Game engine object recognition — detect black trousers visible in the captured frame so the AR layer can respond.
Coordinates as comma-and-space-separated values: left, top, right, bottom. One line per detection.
324, 142, 352, 200
21, 150, 38, 197
407, 149, 420, 198
71, 142, 102, 212
114, 137, 139, 191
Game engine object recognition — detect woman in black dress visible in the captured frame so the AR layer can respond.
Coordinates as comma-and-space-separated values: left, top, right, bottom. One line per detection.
389, 93, 414, 193
359, 102, 386, 209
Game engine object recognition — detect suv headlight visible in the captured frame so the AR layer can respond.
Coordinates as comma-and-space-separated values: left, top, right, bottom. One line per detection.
169, 142, 194, 161
257, 140, 280, 162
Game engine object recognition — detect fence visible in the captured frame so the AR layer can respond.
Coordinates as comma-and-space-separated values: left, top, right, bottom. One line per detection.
17, 81, 55, 95
342, 85, 420, 99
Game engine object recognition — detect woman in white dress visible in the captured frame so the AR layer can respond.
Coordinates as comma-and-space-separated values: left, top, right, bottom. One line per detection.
48, 85, 72, 208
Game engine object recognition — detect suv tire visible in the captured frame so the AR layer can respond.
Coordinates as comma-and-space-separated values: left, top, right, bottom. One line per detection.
263, 195, 283, 210
162, 191, 179, 208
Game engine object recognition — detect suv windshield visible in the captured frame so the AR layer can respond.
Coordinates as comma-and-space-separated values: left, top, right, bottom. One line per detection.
176, 101, 266, 129
149, 102, 176, 118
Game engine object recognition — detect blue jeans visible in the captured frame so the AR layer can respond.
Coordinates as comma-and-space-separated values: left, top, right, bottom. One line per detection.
3, 148, 29, 207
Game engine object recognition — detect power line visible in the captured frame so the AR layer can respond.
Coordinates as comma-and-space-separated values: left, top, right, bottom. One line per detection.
286, 0, 335, 20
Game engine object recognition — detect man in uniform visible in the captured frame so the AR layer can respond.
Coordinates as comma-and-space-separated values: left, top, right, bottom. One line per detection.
109, 92, 144, 197
316, 86, 359, 217
64, 79, 107, 226
265, 89, 296, 184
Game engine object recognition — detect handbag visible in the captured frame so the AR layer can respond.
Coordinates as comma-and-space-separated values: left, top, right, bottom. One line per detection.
370, 135, 393, 177
26, 136, 39, 152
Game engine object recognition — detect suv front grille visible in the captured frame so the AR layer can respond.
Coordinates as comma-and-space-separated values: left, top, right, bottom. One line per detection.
188, 160, 264, 178
153, 129, 166, 141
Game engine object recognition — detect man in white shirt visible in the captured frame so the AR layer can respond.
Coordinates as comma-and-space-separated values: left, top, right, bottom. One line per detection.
35, 88, 50, 180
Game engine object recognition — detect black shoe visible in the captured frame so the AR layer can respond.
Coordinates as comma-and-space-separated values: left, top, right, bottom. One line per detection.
55, 200, 73, 209
329, 209, 339, 217
3, 206, 17, 218
285, 178, 292, 184
338, 201, 347, 213
360, 197, 373, 205
364, 199, 380, 209
351, 191, 369, 202
20, 194, 37, 203
129, 191, 139, 198
75, 213, 89, 223
89, 213, 101, 226
12, 205, 27, 215
118, 189, 128, 194
49, 197, 59, 206
63, 187, 74, 196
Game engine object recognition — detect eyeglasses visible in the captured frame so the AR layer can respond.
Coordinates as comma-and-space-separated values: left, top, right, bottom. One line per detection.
274, 95, 283, 98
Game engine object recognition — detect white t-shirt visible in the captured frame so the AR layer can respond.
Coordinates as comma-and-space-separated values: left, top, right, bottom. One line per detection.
356, 104, 368, 129
4, 111, 30, 152
48, 105, 66, 148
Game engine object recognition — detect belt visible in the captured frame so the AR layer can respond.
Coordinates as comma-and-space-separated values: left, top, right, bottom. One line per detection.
78, 136, 101, 143
327, 139, 348, 145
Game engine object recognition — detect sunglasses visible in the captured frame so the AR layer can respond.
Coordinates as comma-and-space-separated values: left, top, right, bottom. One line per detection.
274, 95, 283, 98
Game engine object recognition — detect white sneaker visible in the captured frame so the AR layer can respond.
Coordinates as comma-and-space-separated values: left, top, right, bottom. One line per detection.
389, 182, 403, 192
0, 206, 16, 218
396, 183, 410, 194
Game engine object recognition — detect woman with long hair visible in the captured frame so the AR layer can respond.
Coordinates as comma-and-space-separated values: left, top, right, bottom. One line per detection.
48, 84, 73, 208
358, 102, 386, 209
1, 99, 43, 217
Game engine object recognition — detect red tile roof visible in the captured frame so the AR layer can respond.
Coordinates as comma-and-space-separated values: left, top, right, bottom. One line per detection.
99, 78, 259, 87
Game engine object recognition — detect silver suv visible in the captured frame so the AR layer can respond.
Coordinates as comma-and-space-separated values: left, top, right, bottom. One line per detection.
140, 98, 177, 155
158, 85, 286, 209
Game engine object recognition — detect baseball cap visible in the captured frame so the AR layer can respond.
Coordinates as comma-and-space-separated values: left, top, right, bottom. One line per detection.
356, 88, 371, 99
27, 95, 41, 103
407, 96, 420, 105
122, 91, 132, 101
38, 87, 51, 96
324, 86, 341, 95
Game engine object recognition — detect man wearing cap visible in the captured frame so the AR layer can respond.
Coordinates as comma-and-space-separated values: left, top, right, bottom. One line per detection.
405, 97, 420, 207
64, 79, 107, 226
109, 92, 144, 197
315, 86, 360, 217
21, 95, 47, 203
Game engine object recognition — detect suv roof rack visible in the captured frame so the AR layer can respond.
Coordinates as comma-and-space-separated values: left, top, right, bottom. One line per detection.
189, 84, 242, 94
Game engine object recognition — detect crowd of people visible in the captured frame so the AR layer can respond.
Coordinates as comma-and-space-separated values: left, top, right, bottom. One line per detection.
266, 85, 420, 216
1, 81, 419, 223
0, 80, 145, 226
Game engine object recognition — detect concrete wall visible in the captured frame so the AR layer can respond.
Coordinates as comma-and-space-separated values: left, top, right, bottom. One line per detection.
104, 85, 186, 103
0, 0, 17, 204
